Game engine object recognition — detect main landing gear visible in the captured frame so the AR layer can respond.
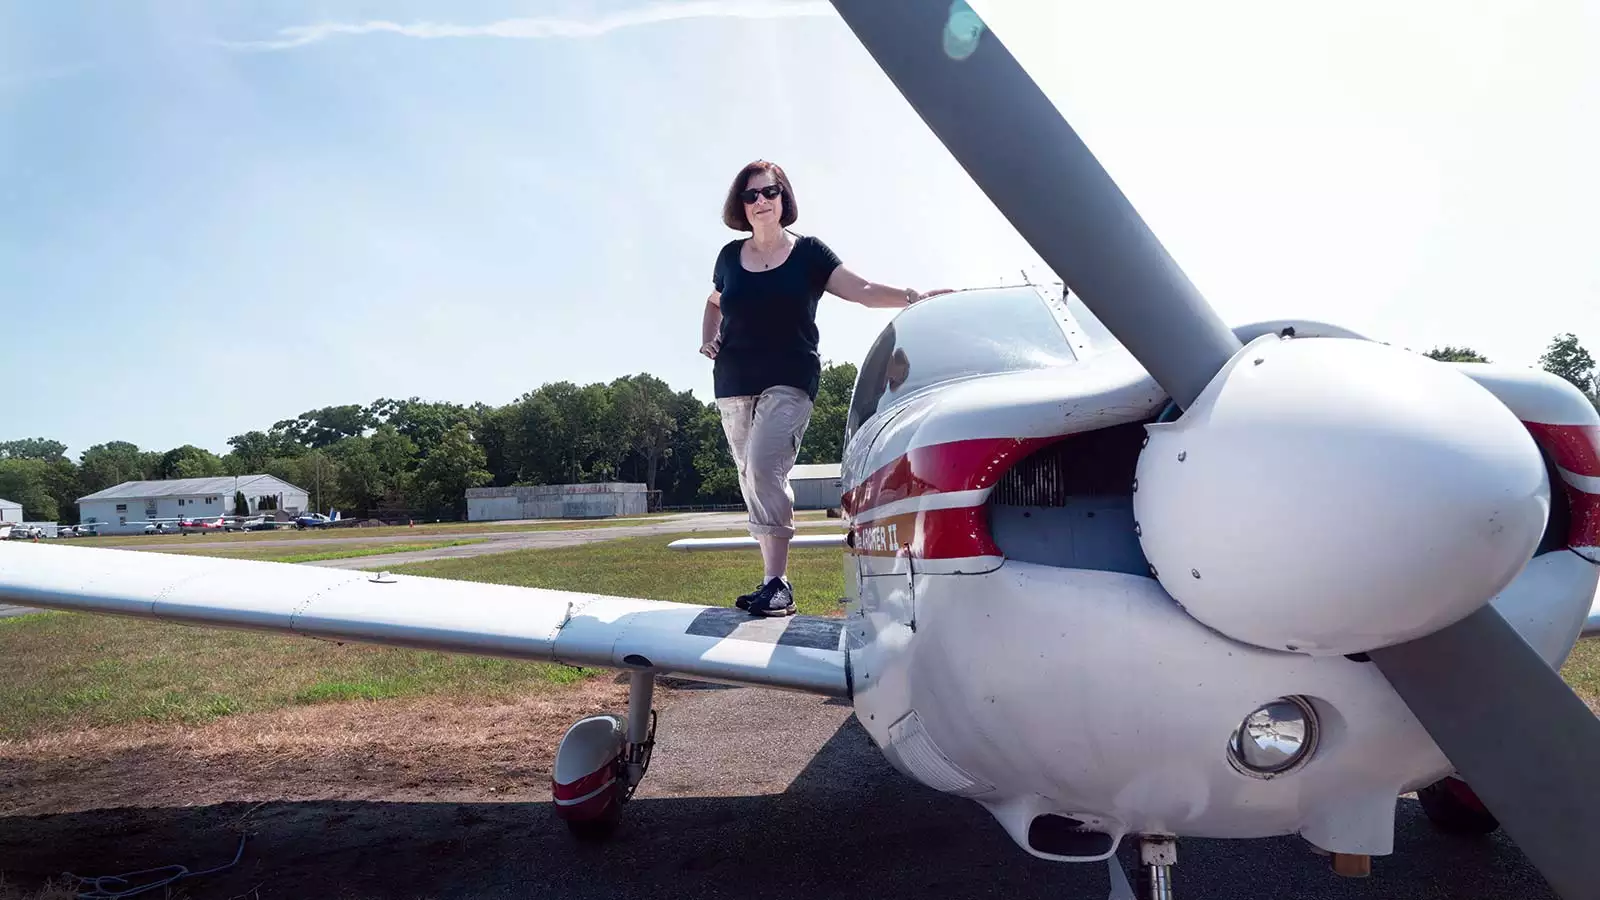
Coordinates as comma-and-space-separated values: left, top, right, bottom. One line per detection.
551, 671, 657, 840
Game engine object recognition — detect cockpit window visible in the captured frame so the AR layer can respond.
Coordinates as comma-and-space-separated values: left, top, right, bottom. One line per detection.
846, 287, 1077, 440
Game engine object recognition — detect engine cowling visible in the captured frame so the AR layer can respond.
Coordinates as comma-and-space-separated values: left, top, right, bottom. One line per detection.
1133, 334, 1550, 656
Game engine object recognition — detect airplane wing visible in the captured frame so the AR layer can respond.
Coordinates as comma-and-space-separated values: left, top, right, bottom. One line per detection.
0, 542, 851, 698
669, 533, 847, 552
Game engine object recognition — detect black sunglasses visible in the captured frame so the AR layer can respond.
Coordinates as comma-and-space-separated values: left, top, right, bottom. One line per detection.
739, 184, 783, 204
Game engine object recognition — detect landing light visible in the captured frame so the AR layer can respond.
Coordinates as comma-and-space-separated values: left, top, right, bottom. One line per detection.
1226, 696, 1318, 778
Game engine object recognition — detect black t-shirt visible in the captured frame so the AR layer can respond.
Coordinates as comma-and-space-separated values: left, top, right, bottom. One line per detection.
711, 233, 842, 401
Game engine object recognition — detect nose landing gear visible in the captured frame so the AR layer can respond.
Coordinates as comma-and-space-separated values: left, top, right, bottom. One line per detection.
1136, 835, 1176, 900
1110, 836, 1177, 900
552, 672, 657, 841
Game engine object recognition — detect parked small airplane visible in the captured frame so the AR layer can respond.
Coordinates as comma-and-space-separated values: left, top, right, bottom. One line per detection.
0, 3, 1597, 898
291, 510, 341, 529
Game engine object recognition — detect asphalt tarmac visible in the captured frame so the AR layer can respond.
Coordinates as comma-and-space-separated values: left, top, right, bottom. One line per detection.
0, 684, 1558, 899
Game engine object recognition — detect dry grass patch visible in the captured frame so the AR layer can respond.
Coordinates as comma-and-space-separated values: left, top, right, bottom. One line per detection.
0, 677, 632, 817
0, 612, 593, 740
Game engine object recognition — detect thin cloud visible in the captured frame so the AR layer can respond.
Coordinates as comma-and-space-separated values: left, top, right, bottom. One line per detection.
0, 61, 97, 91
220, 0, 834, 52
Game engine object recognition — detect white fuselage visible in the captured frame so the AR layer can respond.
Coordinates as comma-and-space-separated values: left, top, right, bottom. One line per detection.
833, 287, 1600, 861
844, 550, 1595, 859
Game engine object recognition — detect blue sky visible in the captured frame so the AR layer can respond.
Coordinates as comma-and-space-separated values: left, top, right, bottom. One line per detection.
3, 0, 1596, 457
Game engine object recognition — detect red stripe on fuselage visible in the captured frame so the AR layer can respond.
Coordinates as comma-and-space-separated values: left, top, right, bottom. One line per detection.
1567, 491, 1600, 552
845, 422, 1600, 563
1523, 421, 1600, 552
842, 436, 1063, 517
851, 507, 1000, 560
1524, 422, 1600, 478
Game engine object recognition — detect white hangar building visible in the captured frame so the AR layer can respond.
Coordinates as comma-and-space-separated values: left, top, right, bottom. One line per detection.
78, 475, 310, 535
0, 498, 22, 523
789, 463, 843, 511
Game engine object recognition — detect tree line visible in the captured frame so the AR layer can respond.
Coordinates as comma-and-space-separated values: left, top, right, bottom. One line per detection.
0, 364, 862, 524
3, 331, 1597, 525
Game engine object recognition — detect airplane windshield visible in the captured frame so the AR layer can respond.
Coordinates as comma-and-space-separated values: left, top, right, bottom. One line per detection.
846, 287, 1077, 440
1063, 293, 1125, 354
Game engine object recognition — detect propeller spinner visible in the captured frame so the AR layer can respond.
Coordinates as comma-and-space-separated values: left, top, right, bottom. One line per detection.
826, 1, 1600, 897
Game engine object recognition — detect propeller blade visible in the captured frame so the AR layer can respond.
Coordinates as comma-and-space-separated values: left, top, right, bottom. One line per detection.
1368, 605, 1600, 899
830, 3, 1600, 897
825, 0, 1240, 410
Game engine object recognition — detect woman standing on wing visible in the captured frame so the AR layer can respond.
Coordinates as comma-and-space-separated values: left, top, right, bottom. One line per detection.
700, 159, 948, 617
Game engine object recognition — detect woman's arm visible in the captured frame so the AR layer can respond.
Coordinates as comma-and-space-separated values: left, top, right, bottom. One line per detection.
825, 265, 950, 308
700, 290, 722, 358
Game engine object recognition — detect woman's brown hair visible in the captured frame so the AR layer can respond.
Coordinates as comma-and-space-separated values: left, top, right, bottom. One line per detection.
722, 160, 797, 231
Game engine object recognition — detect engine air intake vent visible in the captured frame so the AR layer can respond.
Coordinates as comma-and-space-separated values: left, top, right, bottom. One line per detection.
1028, 814, 1116, 858
991, 422, 1150, 507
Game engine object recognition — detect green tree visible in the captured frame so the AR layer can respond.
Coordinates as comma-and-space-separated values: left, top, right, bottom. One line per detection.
0, 459, 59, 520
234, 490, 249, 516
413, 423, 491, 517
157, 445, 226, 479
329, 425, 418, 518
691, 402, 741, 503
1424, 346, 1490, 363
43, 459, 81, 525
77, 442, 158, 494
609, 374, 679, 492
379, 398, 481, 459
798, 361, 858, 465
1538, 332, 1597, 394
0, 438, 68, 461
225, 431, 274, 472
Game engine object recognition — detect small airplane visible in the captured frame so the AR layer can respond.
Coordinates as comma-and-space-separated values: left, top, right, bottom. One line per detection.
1, 3, 1597, 898
2, 524, 45, 541
291, 509, 342, 529
53, 523, 105, 538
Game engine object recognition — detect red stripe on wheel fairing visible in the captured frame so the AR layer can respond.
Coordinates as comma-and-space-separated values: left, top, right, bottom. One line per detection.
552, 765, 616, 803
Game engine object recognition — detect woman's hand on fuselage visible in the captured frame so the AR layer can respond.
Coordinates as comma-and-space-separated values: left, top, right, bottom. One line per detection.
825, 265, 951, 308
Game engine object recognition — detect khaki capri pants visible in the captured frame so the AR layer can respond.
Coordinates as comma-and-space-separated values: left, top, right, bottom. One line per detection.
716, 385, 814, 540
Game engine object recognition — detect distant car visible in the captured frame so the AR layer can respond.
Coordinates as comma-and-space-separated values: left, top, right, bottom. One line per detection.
5, 525, 44, 540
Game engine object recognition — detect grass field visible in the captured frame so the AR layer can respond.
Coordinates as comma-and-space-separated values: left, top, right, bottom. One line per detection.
71, 517, 669, 548
380, 530, 846, 615
71, 509, 837, 548
0, 532, 844, 740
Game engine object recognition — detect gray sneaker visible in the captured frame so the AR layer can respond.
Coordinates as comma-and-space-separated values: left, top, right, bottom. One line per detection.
747, 578, 796, 617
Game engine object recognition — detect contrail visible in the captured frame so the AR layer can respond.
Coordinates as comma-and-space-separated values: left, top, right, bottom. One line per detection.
220, 0, 834, 51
